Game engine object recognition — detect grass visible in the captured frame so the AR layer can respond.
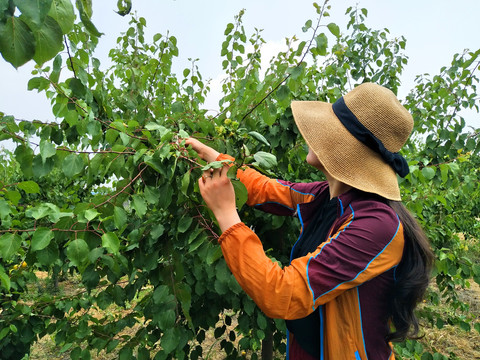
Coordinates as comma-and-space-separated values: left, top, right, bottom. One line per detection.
419, 281, 480, 359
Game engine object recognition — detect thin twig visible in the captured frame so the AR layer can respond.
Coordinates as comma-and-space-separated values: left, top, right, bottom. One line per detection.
94, 164, 148, 208
239, 0, 329, 122
57, 147, 136, 155
64, 35, 77, 79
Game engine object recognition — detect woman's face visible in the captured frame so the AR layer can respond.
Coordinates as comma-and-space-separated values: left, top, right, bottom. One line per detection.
306, 148, 325, 171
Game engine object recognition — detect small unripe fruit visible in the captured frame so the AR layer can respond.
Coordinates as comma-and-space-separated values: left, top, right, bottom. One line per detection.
215, 126, 226, 135
13, 264, 19, 270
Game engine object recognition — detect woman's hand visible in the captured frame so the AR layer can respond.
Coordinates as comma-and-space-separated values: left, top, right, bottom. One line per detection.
198, 166, 241, 233
185, 138, 220, 163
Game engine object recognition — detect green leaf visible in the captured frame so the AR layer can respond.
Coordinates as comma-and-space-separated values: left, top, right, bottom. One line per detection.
132, 195, 147, 217
448, 162, 460, 175
178, 216, 193, 233
0, 16, 35, 68
181, 171, 190, 196
6, 191, 21, 206
253, 151, 277, 169
32, 15, 63, 64
37, 243, 59, 266
206, 245, 222, 265
14, 0, 53, 26
276, 84, 290, 102
102, 232, 120, 255
40, 139, 56, 163
288, 65, 303, 80
232, 180, 248, 210
200, 160, 232, 171
0, 233, 22, 260
15, 145, 34, 177
31, 227, 54, 251
327, 22, 340, 37
475, 322, 480, 334
302, 19, 312, 32
459, 321, 470, 332
33, 154, 54, 177
224, 23, 234, 35
244, 298, 255, 316
137, 347, 149, 360
145, 122, 166, 131
63, 153, 84, 177
82, 264, 99, 290
115, 0, 131, 16
84, 208, 99, 221
248, 131, 270, 146
26, 202, 61, 222
67, 239, 89, 267
76, 0, 103, 37
28, 76, 50, 91
76, 0, 92, 16
113, 206, 127, 229
68, 78, 86, 98
144, 186, 160, 204
421, 167, 435, 180
0, 268, 11, 291
0, 199, 11, 218
17, 180, 40, 194
0, 0, 12, 20
314, 33, 328, 56
119, 347, 132, 360
48, 0, 75, 34
161, 328, 178, 353
171, 101, 185, 113
257, 313, 267, 330
150, 223, 165, 239
153, 285, 169, 304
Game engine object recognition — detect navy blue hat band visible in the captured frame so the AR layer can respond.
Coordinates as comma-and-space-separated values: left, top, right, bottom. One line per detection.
332, 97, 409, 177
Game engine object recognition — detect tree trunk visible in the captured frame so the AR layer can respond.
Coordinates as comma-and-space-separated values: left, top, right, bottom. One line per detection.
261, 327, 274, 360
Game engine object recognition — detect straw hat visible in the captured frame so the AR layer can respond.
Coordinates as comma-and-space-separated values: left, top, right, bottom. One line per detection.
291, 83, 413, 200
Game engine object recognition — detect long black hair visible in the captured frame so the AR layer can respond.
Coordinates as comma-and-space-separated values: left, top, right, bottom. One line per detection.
386, 200, 434, 342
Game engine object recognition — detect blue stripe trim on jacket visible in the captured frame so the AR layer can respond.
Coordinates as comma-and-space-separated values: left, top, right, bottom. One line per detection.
319, 305, 325, 360
286, 329, 290, 360
357, 287, 369, 360
275, 179, 316, 197
290, 204, 304, 262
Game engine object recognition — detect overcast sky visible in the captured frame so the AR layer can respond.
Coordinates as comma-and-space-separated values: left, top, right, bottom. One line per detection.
1, 0, 479, 129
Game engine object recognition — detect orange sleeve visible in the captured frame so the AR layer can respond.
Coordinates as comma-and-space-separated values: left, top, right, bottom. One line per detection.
216, 154, 316, 213
218, 222, 315, 320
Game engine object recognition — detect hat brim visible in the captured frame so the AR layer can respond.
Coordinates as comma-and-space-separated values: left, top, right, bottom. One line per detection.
291, 100, 401, 200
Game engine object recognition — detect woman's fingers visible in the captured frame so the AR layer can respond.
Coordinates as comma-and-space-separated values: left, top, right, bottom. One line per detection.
202, 168, 214, 181
185, 137, 220, 162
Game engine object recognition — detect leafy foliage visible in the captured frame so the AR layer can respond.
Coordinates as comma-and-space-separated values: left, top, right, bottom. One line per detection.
0, 0, 130, 68
0, 1, 479, 359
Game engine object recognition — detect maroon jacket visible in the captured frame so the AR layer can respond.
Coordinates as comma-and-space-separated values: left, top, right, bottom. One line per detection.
217, 154, 403, 359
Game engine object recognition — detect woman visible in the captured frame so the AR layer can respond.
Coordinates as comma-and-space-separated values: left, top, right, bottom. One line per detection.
186, 83, 433, 359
